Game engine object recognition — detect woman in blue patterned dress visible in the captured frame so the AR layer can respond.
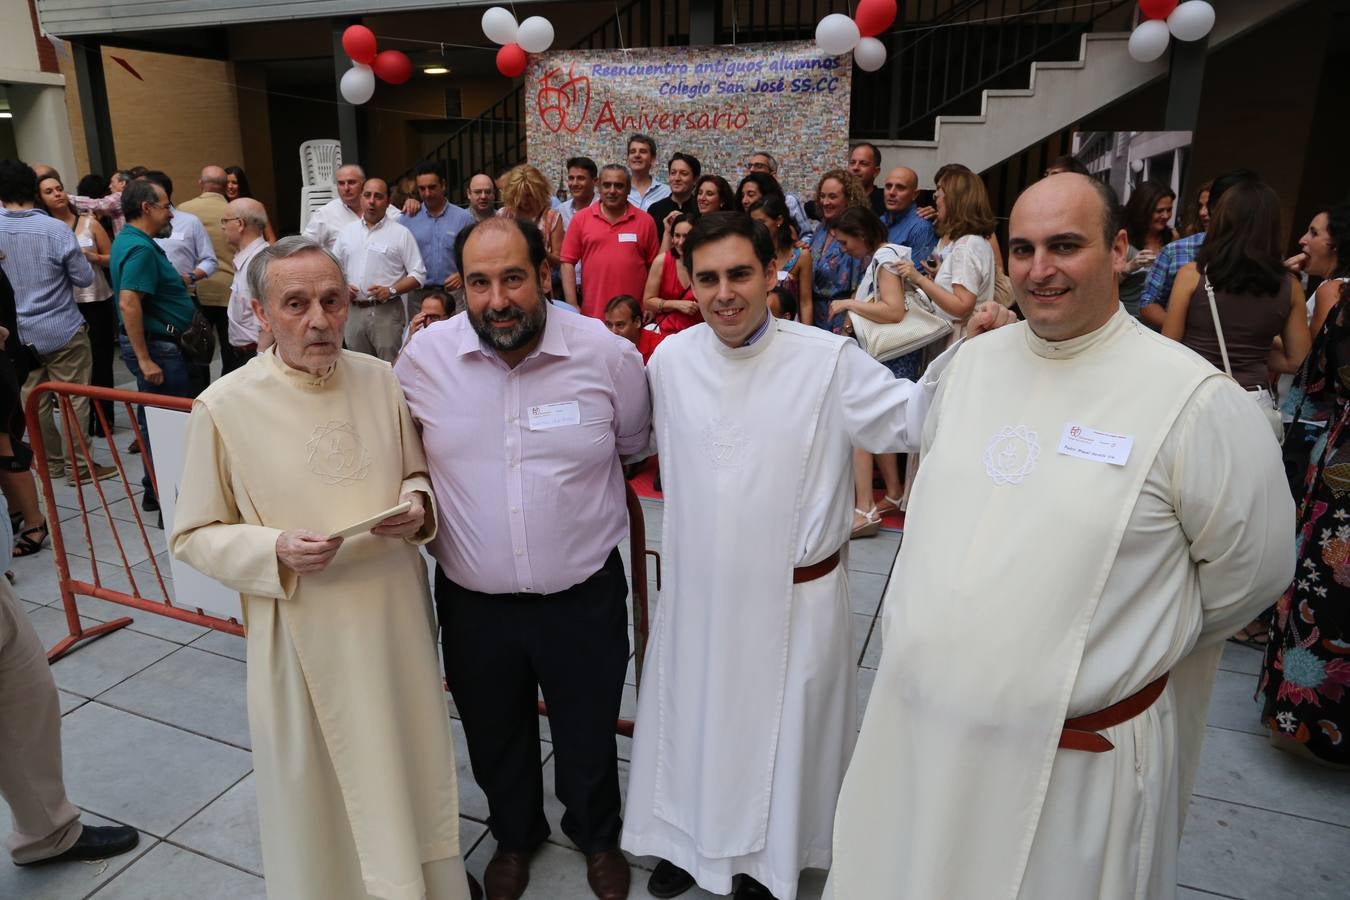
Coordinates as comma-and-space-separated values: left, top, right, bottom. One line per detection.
809, 169, 867, 332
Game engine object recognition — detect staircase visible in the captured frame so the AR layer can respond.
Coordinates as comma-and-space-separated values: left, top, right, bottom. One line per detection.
877, 0, 1308, 186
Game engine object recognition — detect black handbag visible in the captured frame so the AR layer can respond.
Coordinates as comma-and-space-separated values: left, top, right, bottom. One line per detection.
165, 294, 216, 367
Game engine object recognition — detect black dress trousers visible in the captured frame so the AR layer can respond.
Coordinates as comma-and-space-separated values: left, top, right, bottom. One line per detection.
436, 548, 629, 854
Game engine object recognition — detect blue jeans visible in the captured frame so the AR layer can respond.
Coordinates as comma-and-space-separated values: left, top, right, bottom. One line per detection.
119, 336, 191, 496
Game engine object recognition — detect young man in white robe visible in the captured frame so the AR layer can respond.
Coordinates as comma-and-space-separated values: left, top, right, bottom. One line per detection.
620, 212, 1014, 900
825, 174, 1296, 899
170, 236, 475, 900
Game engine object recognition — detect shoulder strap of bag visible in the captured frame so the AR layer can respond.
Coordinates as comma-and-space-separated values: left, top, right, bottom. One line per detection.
1203, 274, 1233, 378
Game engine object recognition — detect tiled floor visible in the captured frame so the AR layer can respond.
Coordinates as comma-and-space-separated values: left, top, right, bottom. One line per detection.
4, 420, 1349, 898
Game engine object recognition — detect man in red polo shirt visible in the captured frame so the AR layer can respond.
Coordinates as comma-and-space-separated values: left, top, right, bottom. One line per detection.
561, 165, 659, 318
602, 294, 665, 364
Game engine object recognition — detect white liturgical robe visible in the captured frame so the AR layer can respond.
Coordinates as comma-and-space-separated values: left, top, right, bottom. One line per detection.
171, 349, 468, 900
826, 308, 1295, 900
622, 316, 946, 900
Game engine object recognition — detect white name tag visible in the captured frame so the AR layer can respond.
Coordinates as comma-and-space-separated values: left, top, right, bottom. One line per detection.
1056, 423, 1133, 466
527, 401, 581, 431
617, 233, 638, 243
169, 230, 186, 242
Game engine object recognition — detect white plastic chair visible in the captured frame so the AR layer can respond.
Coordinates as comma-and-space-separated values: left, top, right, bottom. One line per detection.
300, 140, 342, 187
299, 185, 335, 232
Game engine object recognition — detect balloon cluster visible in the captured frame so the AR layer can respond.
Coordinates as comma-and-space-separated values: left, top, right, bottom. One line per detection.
1127, 0, 1216, 63
814, 0, 896, 73
339, 25, 414, 105
482, 7, 555, 78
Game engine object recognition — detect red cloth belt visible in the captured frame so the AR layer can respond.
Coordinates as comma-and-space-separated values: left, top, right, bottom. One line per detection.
793, 549, 842, 584
1059, 673, 1170, 753
234, 343, 257, 353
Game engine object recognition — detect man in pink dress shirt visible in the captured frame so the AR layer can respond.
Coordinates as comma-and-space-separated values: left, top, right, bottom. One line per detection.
395, 217, 651, 900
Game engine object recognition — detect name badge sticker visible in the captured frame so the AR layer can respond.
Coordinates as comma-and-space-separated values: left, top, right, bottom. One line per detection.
618, 233, 638, 243
1056, 423, 1134, 466
528, 401, 582, 431
168, 230, 186, 242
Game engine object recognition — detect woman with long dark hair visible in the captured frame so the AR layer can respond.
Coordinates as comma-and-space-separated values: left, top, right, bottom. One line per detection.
1162, 180, 1309, 384
735, 172, 783, 212
224, 166, 277, 242
641, 213, 702, 334
748, 195, 811, 326
693, 175, 735, 216
1119, 181, 1177, 316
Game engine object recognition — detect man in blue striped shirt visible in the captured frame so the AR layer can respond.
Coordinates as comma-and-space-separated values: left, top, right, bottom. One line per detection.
0, 160, 116, 488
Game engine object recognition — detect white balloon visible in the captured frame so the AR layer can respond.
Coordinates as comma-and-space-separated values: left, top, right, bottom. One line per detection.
339, 63, 375, 105
1127, 19, 1170, 63
1168, 0, 1215, 42
853, 37, 887, 72
516, 16, 555, 54
815, 14, 861, 57
481, 6, 519, 46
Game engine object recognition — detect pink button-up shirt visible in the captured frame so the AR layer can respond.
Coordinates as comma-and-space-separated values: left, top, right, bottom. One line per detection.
395, 308, 651, 595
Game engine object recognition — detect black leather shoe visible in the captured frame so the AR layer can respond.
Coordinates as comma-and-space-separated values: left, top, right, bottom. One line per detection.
647, 859, 694, 898
16, 824, 139, 866
141, 491, 159, 513
733, 875, 777, 899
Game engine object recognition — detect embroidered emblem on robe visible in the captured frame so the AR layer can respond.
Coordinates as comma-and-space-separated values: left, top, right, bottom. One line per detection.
306, 421, 371, 485
702, 417, 749, 470
984, 425, 1039, 486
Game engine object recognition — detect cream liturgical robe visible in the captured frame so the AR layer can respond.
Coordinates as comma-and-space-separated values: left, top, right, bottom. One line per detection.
826, 309, 1295, 900
170, 349, 467, 900
623, 316, 942, 900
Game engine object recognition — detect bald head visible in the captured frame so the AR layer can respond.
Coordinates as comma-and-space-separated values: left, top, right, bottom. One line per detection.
883, 166, 920, 215
224, 197, 267, 249
1007, 173, 1126, 341
201, 166, 228, 192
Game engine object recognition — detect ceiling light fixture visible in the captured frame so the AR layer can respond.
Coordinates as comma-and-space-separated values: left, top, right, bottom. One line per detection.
423, 66, 450, 75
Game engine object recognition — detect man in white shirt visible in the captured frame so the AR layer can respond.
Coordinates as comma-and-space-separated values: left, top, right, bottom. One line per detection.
222, 197, 270, 359
626, 133, 671, 212
303, 163, 403, 252
332, 177, 426, 363
143, 171, 217, 292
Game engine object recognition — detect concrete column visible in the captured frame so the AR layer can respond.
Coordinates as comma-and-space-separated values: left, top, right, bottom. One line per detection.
8, 82, 77, 180
1163, 38, 1207, 132
70, 40, 116, 175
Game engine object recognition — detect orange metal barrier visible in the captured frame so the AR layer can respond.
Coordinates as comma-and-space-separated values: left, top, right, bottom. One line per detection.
25, 381, 660, 735
25, 382, 242, 663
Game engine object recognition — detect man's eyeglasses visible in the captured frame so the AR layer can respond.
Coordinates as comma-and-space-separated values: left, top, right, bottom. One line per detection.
220, 216, 241, 226
146, 202, 172, 211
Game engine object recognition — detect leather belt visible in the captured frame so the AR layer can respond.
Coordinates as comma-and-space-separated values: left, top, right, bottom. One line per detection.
793, 549, 842, 584
1059, 673, 1169, 753
351, 298, 381, 308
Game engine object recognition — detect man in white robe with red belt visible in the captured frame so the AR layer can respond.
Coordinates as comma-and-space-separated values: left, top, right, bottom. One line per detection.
825, 174, 1295, 899
621, 213, 1012, 900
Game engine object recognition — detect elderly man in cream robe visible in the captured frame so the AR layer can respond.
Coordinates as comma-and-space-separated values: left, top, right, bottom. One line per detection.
621, 213, 1013, 900
825, 174, 1295, 899
170, 236, 473, 900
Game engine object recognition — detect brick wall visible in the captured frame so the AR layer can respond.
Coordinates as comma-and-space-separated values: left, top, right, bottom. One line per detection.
57, 44, 246, 209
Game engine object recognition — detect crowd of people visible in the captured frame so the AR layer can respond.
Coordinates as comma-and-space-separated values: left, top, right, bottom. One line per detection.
0, 131, 1346, 900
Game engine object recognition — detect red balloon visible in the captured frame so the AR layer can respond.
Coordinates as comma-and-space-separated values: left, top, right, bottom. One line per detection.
497, 43, 528, 78
372, 50, 413, 85
1139, 0, 1178, 19
854, 0, 897, 38
342, 25, 377, 66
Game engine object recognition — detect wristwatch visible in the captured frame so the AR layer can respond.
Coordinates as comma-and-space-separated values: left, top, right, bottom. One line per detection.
387, 285, 400, 298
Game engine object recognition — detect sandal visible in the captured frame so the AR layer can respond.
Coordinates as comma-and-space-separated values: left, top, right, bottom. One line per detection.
1228, 620, 1270, 648
851, 507, 882, 540
873, 495, 904, 518
13, 520, 49, 558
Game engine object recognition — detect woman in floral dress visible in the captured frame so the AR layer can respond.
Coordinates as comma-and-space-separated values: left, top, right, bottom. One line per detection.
1261, 275, 1350, 767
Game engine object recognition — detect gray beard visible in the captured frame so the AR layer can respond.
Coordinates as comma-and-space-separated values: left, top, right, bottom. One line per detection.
470, 299, 547, 352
